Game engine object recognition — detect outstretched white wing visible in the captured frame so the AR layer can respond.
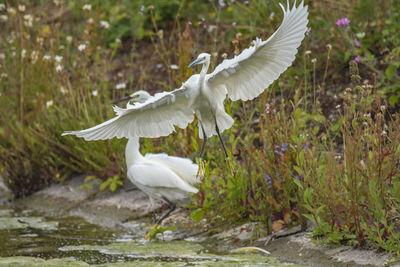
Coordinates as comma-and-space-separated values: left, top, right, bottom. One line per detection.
62, 88, 194, 140
206, 0, 308, 101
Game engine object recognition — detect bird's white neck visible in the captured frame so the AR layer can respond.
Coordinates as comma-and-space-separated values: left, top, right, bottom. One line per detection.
125, 137, 143, 168
199, 59, 210, 81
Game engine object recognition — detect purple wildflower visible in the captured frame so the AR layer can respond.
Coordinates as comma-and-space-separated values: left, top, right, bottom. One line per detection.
281, 143, 288, 152
302, 141, 310, 151
269, 12, 275, 20
274, 150, 283, 156
336, 18, 350, 27
355, 56, 360, 63
295, 175, 302, 180
218, 0, 226, 7
211, 176, 216, 182
354, 38, 360, 47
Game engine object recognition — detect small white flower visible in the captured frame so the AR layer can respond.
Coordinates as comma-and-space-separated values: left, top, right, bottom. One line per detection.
43, 54, 51, 61
381, 130, 387, 136
380, 105, 386, 112
1, 73, 8, 78
53, 0, 62, 6
31, 50, 39, 63
265, 103, 270, 114
66, 35, 73, 43
55, 55, 63, 63
356, 32, 365, 39
78, 44, 86, 51
21, 49, 26, 58
46, 100, 54, 108
335, 104, 341, 109
59, 45, 65, 50
82, 4, 91, 11
170, 64, 179, 70
18, 5, 25, 12
0, 53, 5, 60
92, 90, 98, 96
7, 7, 16, 15
156, 63, 163, 69
99, 20, 110, 29
60, 86, 67, 95
363, 113, 371, 118
87, 18, 94, 24
0, 4, 5, 11
36, 37, 44, 45
115, 82, 126, 90
0, 15, 8, 21
55, 65, 63, 72
23, 14, 33, 27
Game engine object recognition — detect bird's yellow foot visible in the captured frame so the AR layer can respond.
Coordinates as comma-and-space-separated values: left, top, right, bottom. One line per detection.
144, 224, 159, 239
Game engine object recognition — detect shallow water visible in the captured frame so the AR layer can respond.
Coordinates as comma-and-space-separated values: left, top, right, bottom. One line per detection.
0, 205, 301, 266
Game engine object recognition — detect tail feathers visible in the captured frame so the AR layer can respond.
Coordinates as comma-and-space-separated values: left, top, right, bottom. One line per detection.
199, 111, 234, 139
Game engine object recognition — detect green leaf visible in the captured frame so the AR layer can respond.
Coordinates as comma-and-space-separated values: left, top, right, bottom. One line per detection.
110, 182, 117, 192
385, 64, 397, 81
304, 187, 313, 204
189, 208, 205, 222
389, 95, 399, 106
302, 213, 315, 224
293, 177, 304, 190
100, 180, 110, 191
316, 205, 325, 217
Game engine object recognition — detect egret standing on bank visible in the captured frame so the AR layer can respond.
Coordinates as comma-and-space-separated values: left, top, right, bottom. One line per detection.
123, 93, 200, 225
63, 1, 308, 158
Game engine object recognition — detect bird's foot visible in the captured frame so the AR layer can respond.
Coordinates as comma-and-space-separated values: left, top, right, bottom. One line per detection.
196, 158, 206, 178
144, 224, 159, 239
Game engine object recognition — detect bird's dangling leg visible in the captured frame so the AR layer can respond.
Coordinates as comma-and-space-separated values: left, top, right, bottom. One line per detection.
156, 197, 176, 225
149, 197, 158, 225
199, 120, 207, 159
152, 211, 157, 224
213, 115, 228, 158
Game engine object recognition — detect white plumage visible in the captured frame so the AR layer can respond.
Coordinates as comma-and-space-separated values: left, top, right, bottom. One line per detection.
125, 136, 200, 224
62, 1, 308, 157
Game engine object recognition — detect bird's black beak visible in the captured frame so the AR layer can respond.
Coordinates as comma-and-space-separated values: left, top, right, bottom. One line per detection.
112, 95, 133, 104
188, 58, 202, 68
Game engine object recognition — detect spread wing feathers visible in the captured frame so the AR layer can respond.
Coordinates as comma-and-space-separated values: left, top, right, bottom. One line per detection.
145, 153, 200, 186
128, 162, 198, 194
62, 88, 194, 140
206, 0, 308, 101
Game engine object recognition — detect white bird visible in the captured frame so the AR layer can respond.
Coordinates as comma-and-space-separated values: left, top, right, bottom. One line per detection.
62, 1, 308, 158
122, 95, 200, 225
125, 136, 200, 225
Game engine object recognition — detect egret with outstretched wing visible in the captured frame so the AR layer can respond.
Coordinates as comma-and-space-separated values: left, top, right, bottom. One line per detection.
63, 1, 308, 158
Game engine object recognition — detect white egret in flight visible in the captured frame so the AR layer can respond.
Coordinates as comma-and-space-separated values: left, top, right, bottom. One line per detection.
63, 1, 308, 158
124, 95, 200, 225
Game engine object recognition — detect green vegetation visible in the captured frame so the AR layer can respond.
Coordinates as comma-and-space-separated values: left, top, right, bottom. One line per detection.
0, 0, 399, 255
